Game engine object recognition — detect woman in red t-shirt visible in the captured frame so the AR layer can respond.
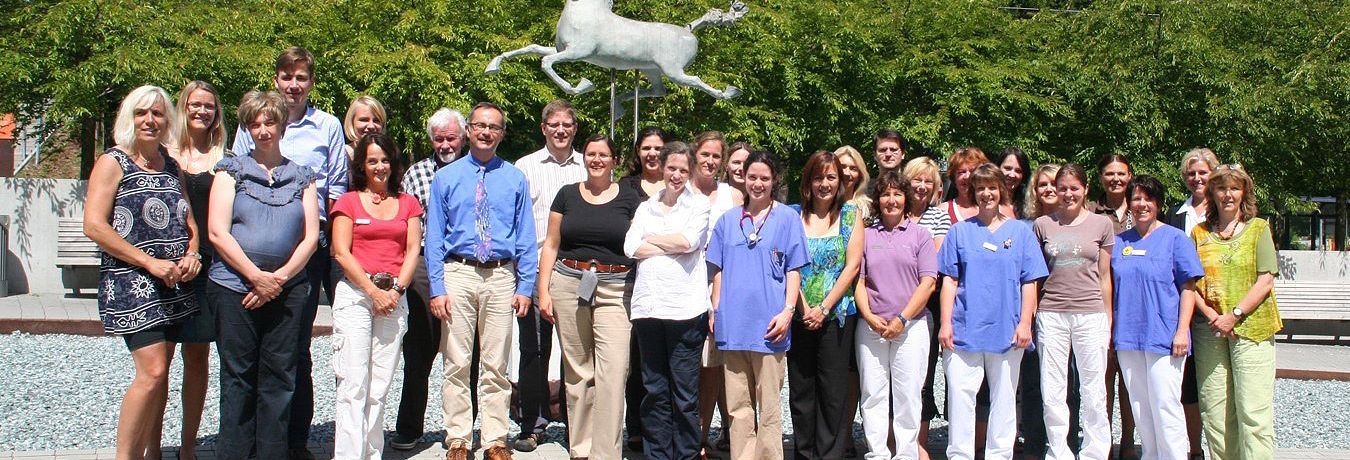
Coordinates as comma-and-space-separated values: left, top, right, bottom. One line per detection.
329, 132, 423, 458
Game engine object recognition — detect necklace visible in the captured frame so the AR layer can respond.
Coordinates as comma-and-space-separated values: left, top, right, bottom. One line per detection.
130, 148, 160, 169
1216, 218, 1241, 239
368, 190, 389, 205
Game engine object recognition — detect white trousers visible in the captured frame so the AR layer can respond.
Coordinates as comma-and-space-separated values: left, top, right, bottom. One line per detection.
944, 348, 1024, 460
1118, 350, 1188, 460
857, 316, 931, 460
1037, 310, 1111, 460
332, 280, 409, 460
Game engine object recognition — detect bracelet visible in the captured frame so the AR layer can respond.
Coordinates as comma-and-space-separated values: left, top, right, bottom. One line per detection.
187, 251, 202, 260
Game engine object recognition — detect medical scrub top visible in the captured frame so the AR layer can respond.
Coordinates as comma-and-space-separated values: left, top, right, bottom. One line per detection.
1111, 224, 1206, 355
707, 202, 810, 353
936, 217, 1048, 353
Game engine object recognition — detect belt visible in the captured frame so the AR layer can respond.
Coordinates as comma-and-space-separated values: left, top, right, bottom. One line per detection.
560, 258, 631, 274
446, 254, 512, 269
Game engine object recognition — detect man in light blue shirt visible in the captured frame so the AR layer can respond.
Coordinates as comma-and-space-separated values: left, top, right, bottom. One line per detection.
424, 101, 538, 460
230, 46, 347, 460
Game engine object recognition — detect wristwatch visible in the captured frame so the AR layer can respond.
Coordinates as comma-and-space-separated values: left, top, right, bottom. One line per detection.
1232, 307, 1245, 318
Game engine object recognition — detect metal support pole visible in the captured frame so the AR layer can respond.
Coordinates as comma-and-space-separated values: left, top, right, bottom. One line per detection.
633, 71, 640, 146
609, 70, 617, 140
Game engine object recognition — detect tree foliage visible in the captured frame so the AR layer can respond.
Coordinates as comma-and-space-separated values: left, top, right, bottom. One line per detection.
1, 0, 1345, 206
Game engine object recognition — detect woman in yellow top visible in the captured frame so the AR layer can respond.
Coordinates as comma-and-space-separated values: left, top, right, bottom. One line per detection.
1190, 164, 1281, 460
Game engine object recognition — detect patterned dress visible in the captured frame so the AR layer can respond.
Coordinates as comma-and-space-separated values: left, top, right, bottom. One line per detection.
97, 148, 197, 334
800, 202, 858, 326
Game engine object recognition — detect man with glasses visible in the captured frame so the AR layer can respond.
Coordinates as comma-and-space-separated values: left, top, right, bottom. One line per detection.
231, 46, 347, 460
874, 128, 906, 174
509, 99, 585, 451
425, 102, 538, 460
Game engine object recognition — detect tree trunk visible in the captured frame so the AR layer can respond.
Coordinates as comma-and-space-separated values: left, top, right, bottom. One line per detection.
79, 118, 96, 180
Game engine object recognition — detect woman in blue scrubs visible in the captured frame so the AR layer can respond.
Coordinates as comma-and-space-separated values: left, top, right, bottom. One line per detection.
936, 162, 1049, 460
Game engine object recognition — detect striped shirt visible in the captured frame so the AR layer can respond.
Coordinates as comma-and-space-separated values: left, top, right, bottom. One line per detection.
916, 205, 951, 238
516, 147, 586, 246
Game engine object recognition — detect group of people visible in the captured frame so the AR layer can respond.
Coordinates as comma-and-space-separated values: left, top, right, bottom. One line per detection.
87, 46, 1281, 460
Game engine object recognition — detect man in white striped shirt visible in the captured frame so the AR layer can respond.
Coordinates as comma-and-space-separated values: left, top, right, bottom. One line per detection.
510, 99, 585, 452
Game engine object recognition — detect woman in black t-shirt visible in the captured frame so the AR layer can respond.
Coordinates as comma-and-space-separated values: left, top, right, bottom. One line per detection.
537, 133, 643, 460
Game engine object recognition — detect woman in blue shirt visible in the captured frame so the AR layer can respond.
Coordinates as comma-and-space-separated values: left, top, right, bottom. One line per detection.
937, 162, 1048, 460
1112, 175, 1205, 460
707, 150, 809, 460
208, 91, 320, 460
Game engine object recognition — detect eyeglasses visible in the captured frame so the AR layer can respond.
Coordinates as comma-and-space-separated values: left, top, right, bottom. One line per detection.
470, 122, 505, 133
545, 122, 575, 130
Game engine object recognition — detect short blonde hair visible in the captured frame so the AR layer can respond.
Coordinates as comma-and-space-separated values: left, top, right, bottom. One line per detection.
901, 156, 943, 207
833, 145, 871, 201
1027, 163, 1062, 218
173, 81, 227, 167
1180, 147, 1220, 177
343, 95, 388, 143
112, 86, 176, 147
237, 91, 289, 139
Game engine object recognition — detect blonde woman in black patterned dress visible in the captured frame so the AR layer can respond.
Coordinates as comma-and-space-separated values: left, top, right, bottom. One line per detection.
85, 85, 201, 460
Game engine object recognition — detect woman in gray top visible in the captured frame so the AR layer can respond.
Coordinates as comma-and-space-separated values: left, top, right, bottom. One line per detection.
206, 90, 320, 460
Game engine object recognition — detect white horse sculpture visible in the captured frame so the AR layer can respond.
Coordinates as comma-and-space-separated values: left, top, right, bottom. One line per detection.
484, 0, 747, 106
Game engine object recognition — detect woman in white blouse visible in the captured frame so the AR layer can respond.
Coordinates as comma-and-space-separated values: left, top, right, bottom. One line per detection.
624, 141, 712, 460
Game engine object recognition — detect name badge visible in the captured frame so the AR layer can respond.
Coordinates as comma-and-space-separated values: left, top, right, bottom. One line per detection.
354, 218, 372, 225
982, 241, 999, 252
1131, 249, 1148, 256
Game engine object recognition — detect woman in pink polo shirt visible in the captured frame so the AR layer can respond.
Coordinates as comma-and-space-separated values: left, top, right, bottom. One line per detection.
330, 132, 423, 459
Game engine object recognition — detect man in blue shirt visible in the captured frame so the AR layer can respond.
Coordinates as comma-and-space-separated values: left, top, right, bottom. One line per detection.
230, 46, 348, 460
425, 102, 538, 460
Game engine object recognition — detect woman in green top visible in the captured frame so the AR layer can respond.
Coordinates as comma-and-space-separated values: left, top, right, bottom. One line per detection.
1191, 164, 1281, 460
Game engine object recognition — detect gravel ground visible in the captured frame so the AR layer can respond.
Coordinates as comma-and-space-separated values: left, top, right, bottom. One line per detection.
1, 332, 1347, 452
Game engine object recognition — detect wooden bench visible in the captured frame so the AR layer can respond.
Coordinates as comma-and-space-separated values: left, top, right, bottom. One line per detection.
1275, 279, 1350, 340
56, 218, 101, 267
56, 218, 100, 295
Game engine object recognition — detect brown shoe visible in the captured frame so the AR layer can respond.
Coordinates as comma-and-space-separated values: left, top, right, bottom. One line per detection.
485, 444, 514, 460
445, 443, 470, 460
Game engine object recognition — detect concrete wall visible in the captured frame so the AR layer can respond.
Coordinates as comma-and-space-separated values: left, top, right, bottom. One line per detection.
1, 177, 90, 295
1278, 250, 1350, 282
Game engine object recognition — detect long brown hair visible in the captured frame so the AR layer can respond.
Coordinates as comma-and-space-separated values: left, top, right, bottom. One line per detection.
1205, 164, 1260, 225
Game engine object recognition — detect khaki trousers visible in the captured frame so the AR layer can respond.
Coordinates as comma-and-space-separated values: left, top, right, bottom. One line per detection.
722, 350, 787, 460
550, 271, 632, 460
438, 262, 517, 446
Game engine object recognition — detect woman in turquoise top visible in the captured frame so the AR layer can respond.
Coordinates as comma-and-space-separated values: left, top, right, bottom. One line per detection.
786, 150, 864, 460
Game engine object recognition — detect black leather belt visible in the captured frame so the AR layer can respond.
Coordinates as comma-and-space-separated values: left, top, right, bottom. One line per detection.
446, 254, 511, 269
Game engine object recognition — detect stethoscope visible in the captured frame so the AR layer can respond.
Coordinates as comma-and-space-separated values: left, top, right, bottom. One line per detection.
739, 202, 773, 247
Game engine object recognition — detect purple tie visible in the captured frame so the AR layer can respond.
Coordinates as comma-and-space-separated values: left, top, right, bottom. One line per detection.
473, 165, 492, 262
